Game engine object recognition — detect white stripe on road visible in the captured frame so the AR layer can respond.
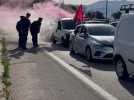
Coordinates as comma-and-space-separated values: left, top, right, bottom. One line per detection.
45, 51, 118, 100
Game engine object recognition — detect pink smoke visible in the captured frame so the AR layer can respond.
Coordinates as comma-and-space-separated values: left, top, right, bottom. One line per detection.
0, 1, 74, 41
33, 2, 73, 18
0, 0, 73, 18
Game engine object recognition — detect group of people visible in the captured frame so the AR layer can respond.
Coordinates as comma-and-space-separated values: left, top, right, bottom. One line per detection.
16, 13, 43, 50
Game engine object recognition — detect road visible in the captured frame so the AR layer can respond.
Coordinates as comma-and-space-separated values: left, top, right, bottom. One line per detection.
8, 42, 105, 100
7, 41, 134, 100
43, 43, 134, 100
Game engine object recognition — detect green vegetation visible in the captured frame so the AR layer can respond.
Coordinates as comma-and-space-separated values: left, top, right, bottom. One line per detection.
112, 11, 122, 20
1, 37, 11, 100
86, 11, 105, 20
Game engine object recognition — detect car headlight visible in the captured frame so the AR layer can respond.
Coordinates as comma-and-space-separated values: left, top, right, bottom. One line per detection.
92, 40, 105, 48
94, 44, 105, 49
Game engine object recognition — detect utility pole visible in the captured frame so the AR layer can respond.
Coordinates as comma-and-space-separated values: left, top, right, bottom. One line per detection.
106, 0, 108, 20
58, 0, 62, 19
81, 0, 82, 5
63, 0, 64, 4
62, 0, 64, 8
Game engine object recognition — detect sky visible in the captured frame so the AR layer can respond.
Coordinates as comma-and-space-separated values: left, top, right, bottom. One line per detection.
53, 0, 134, 5
53, 0, 98, 5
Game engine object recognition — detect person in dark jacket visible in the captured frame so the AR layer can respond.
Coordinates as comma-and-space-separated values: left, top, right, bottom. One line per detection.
22, 13, 31, 49
30, 17, 43, 48
16, 16, 25, 48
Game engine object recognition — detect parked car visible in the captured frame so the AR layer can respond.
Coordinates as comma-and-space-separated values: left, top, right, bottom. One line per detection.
110, 21, 119, 27
69, 20, 109, 42
52, 18, 75, 46
114, 14, 134, 80
84, 20, 109, 24
70, 24, 115, 60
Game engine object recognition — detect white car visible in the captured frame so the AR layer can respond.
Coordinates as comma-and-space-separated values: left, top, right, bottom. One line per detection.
70, 24, 115, 60
114, 13, 134, 80
110, 21, 119, 27
52, 18, 75, 46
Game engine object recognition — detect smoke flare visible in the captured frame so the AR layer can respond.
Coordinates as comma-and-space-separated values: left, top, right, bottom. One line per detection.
0, 0, 73, 42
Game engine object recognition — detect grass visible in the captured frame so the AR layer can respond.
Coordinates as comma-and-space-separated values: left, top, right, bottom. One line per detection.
1, 37, 12, 100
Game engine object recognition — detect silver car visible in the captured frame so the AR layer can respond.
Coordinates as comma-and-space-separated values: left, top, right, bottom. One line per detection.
70, 24, 115, 60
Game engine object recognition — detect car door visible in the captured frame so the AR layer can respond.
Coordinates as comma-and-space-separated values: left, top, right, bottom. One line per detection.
55, 21, 63, 41
125, 24, 134, 74
78, 27, 88, 54
73, 26, 82, 52
127, 41, 134, 75
74, 27, 88, 54
119, 17, 134, 75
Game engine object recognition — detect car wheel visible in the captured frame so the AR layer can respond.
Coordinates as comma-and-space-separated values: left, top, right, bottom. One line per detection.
86, 47, 92, 61
115, 58, 129, 80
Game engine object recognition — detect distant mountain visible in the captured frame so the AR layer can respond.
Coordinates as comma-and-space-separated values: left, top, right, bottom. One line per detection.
85, 0, 134, 18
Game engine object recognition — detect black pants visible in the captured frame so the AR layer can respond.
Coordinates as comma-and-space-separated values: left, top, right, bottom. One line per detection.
18, 32, 23, 48
22, 32, 28, 49
31, 33, 38, 47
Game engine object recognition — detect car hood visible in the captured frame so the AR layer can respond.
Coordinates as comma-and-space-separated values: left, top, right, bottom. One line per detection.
90, 35, 114, 45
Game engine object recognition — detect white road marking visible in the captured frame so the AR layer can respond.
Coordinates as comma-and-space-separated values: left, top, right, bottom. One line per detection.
45, 51, 119, 100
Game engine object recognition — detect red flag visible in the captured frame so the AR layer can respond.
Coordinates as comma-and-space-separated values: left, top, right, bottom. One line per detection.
74, 5, 85, 24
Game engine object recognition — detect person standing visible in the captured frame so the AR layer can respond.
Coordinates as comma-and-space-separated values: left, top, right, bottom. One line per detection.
16, 16, 25, 48
22, 13, 31, 49
30, 17, 43, 48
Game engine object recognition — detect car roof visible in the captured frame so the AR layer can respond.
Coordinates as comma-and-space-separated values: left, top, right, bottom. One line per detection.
61, 18, 73, 21
78, 23, 114, 28
84, 20, 108, 24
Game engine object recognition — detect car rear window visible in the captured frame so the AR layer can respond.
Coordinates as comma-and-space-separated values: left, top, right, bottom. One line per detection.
62, 20, 75, 30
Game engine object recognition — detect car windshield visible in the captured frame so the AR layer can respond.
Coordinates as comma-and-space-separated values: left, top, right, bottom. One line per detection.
87, 26, 115, 36
62, 20, 75, 30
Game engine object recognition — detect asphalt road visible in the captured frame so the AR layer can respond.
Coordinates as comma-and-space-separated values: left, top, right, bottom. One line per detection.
43, 43, 134, 100
7, 41, 134, 100
8, 43, 105, 100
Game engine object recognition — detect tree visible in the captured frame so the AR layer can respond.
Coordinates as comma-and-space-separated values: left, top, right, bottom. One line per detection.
33, 0, 48, 3
95, 11, 105, 19
86, 11, 93, 19
0, 0, 8, 5
86, 11, 105, 20
112, 11, 122, 20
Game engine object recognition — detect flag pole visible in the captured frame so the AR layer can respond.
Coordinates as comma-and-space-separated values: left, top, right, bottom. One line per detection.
63, 0, 64, 5
58, 0, 62, 19
62, 0, 64, 9
81, 0, 82, 5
